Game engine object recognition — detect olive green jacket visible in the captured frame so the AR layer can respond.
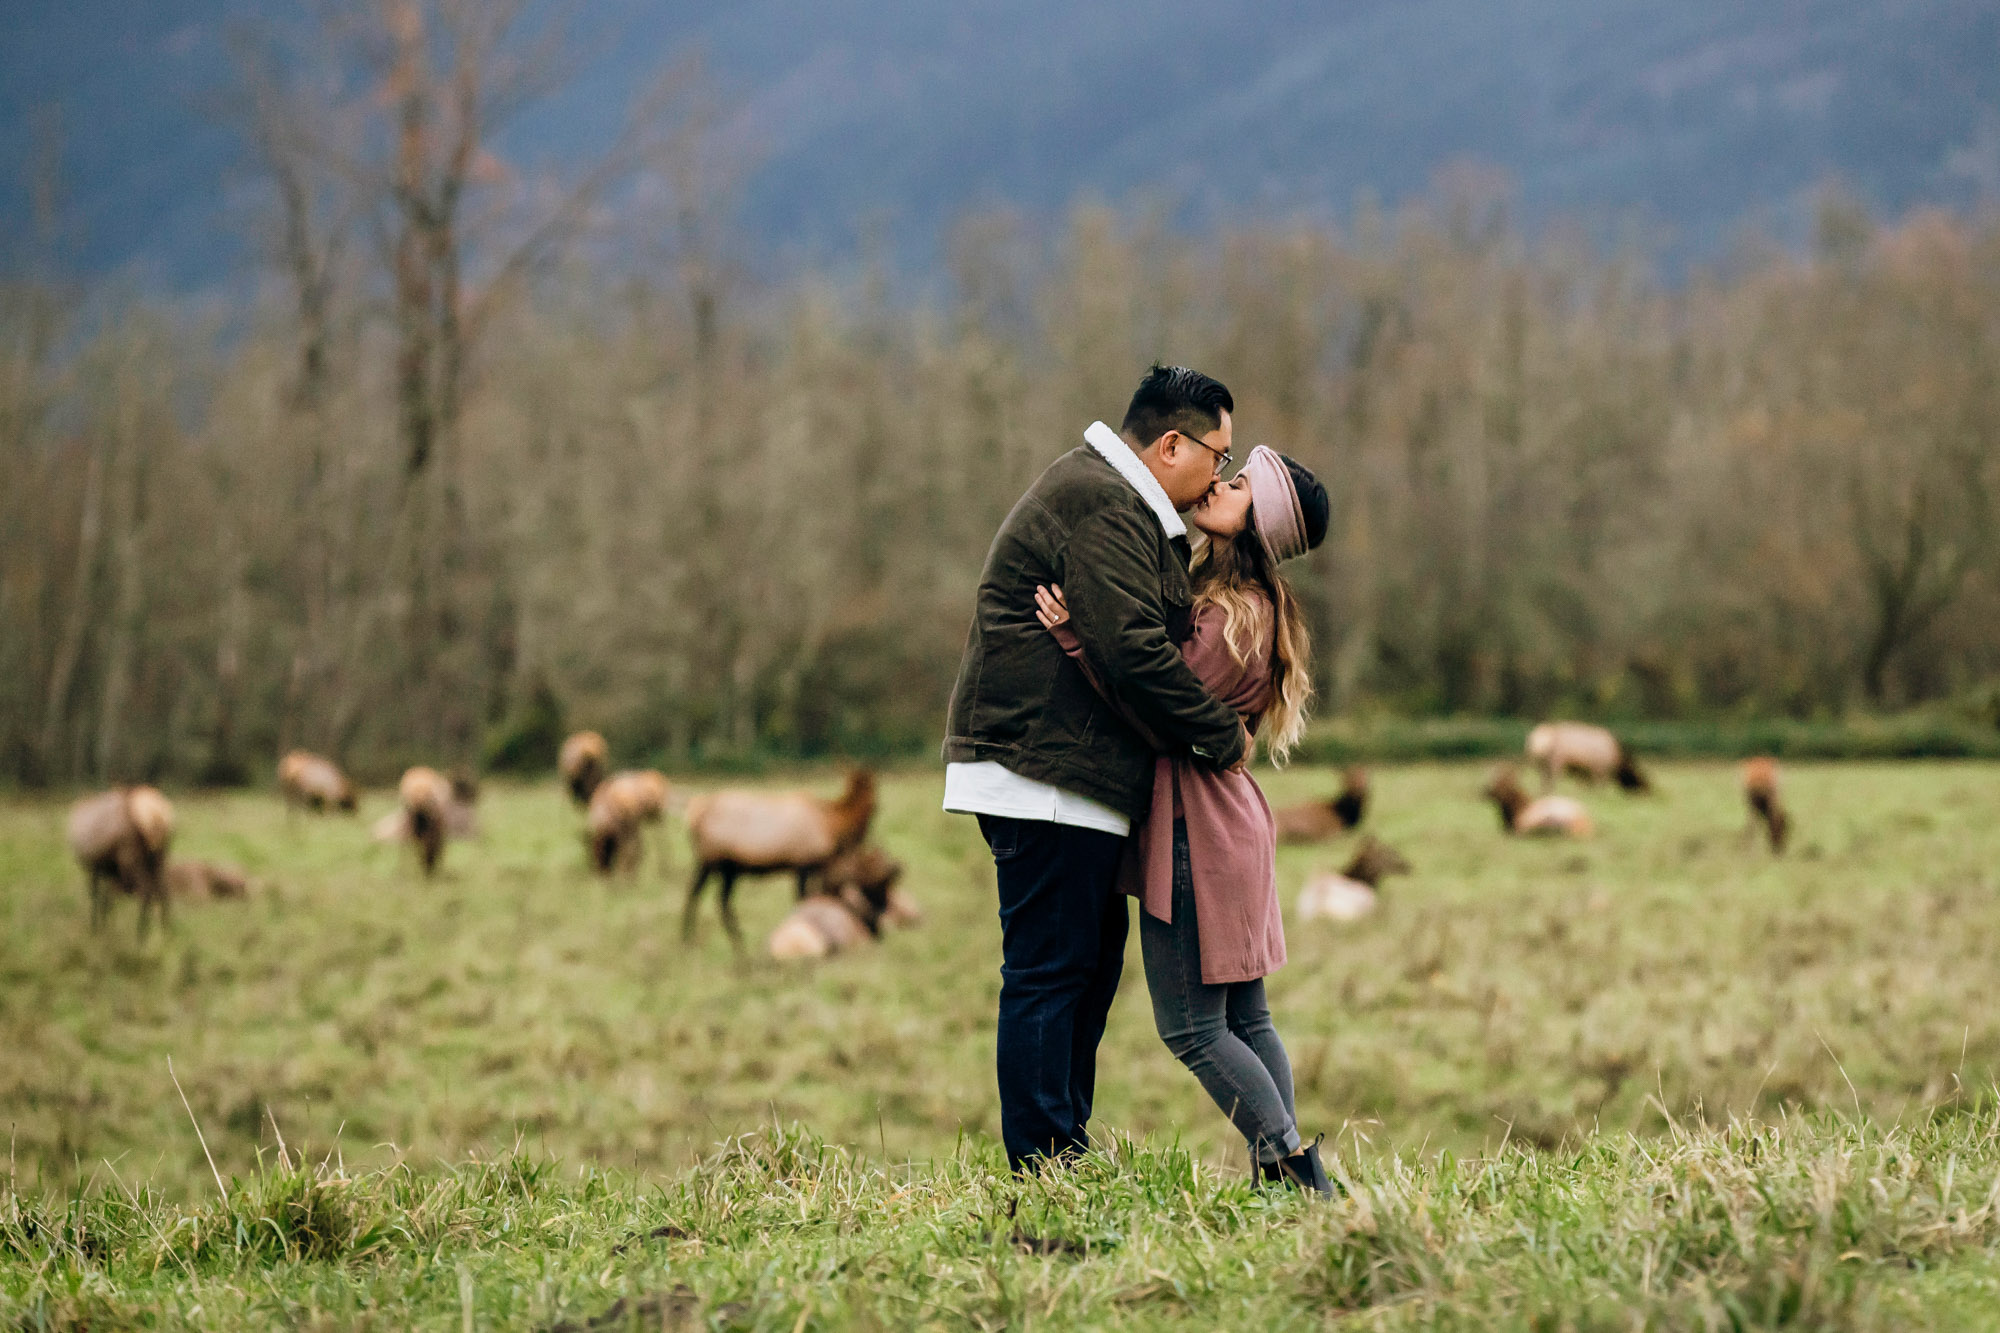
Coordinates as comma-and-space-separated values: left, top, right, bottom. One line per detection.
942, 442, 1248, 820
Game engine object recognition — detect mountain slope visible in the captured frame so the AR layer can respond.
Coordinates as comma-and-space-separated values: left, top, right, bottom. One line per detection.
1, 0, 1995, 284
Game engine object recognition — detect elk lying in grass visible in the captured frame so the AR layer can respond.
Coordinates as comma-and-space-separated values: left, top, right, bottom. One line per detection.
559, 731, 609, 806
684, 769, 878, 949
1274, 766, 1369, 843
166, 859, 252, 901
68, 785, 176, 938
1485, 765, 1594, 837
1526, 722, 1649, 792
586, 770, 672, 874
768, 846, 909, 960
1743, 756, 1790, 853
277, 750, 357, 812
1296, 837, 1411, 923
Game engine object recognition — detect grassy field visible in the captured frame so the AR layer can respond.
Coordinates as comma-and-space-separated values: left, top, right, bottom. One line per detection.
6, 762, 2000, 1327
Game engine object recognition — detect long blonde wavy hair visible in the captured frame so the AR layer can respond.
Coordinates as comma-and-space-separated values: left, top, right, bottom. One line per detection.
1189, 530, 1314, 765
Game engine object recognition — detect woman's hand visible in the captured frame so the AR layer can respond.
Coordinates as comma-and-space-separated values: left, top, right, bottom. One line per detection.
1034, 584, 1071, 633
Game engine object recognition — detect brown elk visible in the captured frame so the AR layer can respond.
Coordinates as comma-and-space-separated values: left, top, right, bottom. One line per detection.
585, 769, 672, 874
833, 845, 921, 928
559, 731, 609, 806
373, 766, 478, 852
1295, 837, 1411, 923
1526, 722, 1649, 792
1274, 766, 1369, 843
1743, 756, 1790, 853
1485, 765, 1595, 837
277, 750, 357, 812
68, 785, 176, 938
683, 769, 878, 949
166, 859, 252, 901
768, 845, 908, 961
397, 766, 453, 875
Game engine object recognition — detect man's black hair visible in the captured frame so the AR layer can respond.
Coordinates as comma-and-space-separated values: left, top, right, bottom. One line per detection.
1120, 364, 1234, 447
1283, 455, 1331, 552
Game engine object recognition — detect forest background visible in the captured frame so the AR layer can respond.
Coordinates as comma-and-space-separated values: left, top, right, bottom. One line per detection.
4, 3, 2000, 786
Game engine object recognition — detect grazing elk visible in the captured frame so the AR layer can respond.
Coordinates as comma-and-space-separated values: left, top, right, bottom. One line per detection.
559, 731, 609, 806
396, 766, 454, 875
768, 845, 908, 961
832, 845, 921, 927
68, 785, 175, 938
1296, 837, 1411, 923
1526, 722, 1649, 793
1274, 766, 1370, 843
1485, 765, 1595, 838
277, 750, 357, 812
1743, 756, 1790, 854
683, 769, 878, 949
586, 769, 672, 874
373, 766, 479, 849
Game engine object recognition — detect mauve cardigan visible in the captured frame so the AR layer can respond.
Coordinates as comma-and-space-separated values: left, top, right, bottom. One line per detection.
1055, 595, 1286, 984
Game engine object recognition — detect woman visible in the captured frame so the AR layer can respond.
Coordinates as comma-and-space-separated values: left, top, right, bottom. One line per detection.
1035, 445, 1334, 1193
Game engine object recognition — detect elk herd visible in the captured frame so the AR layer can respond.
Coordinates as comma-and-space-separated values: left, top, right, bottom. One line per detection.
1262, 720, 1792, 923
61, 720, 1792, 947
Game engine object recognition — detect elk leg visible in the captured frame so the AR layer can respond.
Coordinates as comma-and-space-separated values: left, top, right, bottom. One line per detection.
683, 862, 714, 940
718, 867, 745, 953
134, 853, 164, 941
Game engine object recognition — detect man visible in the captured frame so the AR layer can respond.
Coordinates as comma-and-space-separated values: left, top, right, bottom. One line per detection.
943, 363, 1249, 1171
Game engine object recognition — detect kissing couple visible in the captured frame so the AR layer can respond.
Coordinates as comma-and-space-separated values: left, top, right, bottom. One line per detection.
944, 363, 1334, 1193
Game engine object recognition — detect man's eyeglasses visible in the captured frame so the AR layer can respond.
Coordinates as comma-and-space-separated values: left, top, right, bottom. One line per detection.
1174, 430, 1232, 473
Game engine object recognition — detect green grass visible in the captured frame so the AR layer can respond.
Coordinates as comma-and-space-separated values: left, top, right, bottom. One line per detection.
11, 1114, 2000, 1329
1295, 714, 2000, 763
4, 763, 2000, 1327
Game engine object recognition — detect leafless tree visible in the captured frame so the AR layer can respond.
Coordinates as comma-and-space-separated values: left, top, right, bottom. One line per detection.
7, 146, 2000, 782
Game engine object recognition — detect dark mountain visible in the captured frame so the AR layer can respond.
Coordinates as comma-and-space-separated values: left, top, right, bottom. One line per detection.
2, 0, 1996, 286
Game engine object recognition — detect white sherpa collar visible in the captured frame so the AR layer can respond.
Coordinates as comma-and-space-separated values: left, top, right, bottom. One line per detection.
1084, 420, 1186, 538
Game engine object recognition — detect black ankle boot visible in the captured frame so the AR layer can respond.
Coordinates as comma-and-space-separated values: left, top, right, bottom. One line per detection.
1259, 1136, 1335, 1196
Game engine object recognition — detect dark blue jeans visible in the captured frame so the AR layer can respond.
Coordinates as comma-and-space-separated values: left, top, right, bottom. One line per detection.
979, 814, 1129, 1172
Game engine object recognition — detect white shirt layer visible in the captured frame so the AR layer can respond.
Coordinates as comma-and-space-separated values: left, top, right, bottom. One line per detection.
942, 421, 1184, 835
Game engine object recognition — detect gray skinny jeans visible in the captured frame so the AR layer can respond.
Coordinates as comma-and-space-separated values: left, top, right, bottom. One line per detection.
1141, 819, 1303, 1165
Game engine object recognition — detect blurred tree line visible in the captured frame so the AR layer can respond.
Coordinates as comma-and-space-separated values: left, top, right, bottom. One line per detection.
2, 6, 1998, 784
